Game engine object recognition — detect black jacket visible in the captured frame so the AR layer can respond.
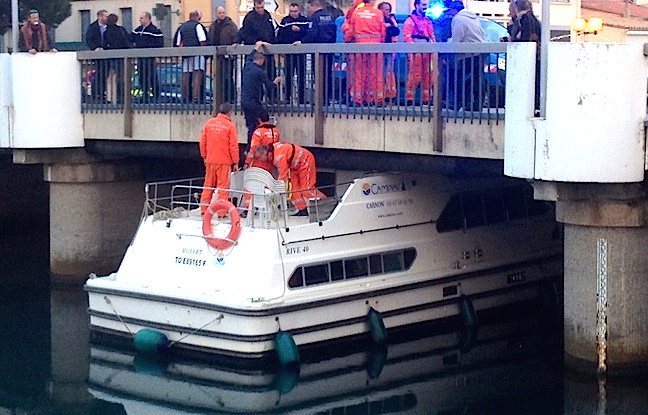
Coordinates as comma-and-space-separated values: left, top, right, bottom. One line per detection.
104, 24, 131, 50
302, 9, 336, 44
131, 23, 164, 48
241, 50, 275, 105
234, 10, 275, 44
277, 14, 309, 44
85, 20, 106, 50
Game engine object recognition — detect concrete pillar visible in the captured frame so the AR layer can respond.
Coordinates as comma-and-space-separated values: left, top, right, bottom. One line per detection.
46, 161, 144, 283
552, 186, 648, 376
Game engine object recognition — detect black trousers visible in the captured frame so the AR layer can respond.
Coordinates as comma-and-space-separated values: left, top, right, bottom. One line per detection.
137, 57, 158, 101
242, 101, 265, 150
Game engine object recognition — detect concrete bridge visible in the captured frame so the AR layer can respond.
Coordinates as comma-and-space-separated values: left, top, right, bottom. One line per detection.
2, 42, 648, 375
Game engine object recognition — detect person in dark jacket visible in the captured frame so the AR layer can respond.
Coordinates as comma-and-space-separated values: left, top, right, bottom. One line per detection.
104, 13, 131, 104
241, 41, 283, 149
208, 7, 239, 103
174, 10, 209, 103
131, 12, 164, 101
302, 0, 337, 102
277, 3, 308, 104
234, 0, 277, 84
86, 10, 109, 103
19, 10, 57, 53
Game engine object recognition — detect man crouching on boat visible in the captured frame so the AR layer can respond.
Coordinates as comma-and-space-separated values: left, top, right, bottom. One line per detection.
199, 102, 240, 214
254, 142, 326, 216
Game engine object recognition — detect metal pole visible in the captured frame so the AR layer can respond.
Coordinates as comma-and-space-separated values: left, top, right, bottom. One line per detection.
540, 0, 550, 117
11, 0, 19, 53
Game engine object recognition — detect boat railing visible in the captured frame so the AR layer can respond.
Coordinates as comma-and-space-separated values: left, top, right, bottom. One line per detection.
142, 177, 352, 226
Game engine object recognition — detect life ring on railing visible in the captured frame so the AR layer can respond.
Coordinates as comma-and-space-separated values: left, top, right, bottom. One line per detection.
202, 199, 241, 250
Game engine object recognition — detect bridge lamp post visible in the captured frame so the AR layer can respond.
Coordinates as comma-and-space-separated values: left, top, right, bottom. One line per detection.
11, 0, 19, 53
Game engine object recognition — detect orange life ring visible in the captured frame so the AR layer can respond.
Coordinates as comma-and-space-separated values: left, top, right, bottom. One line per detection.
202, 199, 241, 250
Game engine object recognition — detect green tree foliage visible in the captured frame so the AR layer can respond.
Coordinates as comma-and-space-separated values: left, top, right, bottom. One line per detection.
0, 0, 71, 34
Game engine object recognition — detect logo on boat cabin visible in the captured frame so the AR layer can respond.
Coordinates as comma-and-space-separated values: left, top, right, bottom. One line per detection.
362, 182, 405, 196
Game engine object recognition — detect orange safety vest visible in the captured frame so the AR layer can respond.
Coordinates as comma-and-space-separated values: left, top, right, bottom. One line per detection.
246, 123, 280, 167
199, 113, 240, 165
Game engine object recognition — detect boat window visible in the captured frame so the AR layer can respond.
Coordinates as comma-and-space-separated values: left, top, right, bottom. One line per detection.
304, 264, 330, 286
403, 248, 416, 269
436, 184, 552, 233
288, 268, 304, 288
345, 257, 368, 279
330, 260, 344, 280
369, 254, 382, 274
287, 248, 418, 289
462, 192, 485, 228
382, 251, 404, 273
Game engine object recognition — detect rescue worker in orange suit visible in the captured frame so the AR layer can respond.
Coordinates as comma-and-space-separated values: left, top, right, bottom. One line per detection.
341, 0, 364, 104
348, 0, 385, 106
244, 110, 280, 172
254, 142, 326, 217
403, 0, 436, 106
241, 110, 280, 210
199, 102, 240, 214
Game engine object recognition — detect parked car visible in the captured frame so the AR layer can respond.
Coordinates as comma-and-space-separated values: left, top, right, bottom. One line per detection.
131, 63, 214, 104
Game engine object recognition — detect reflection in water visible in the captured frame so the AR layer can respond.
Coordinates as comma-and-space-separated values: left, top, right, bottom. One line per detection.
2, 228, 648, 414
87, 311, 563, 414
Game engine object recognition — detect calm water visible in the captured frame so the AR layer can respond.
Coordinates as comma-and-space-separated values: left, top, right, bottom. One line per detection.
2, 226, 648, 414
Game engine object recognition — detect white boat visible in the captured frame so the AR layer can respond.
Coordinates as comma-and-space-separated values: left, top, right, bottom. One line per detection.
85, 168, 562, 362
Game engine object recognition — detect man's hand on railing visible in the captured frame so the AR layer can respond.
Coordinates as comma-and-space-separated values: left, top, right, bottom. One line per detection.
273, 76, 283, 85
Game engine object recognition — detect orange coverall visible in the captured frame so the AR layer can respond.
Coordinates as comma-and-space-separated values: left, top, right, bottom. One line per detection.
272, 142, 326, 211
242, 122, 280, 209
199, 113, 240, 213
349, 4, 385, 105
403, 12, 436, 103
245, 122, 281, 172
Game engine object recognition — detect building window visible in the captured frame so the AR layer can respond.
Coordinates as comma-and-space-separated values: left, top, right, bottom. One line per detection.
80, 10, 91, 43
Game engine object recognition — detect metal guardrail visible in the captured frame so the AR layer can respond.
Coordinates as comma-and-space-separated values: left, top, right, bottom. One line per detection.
77, 43, 509, 144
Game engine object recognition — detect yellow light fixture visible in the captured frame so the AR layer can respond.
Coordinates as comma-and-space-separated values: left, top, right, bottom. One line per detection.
572, 17, 604, 35
572, 18, 587, 32
587, 17, 604, 34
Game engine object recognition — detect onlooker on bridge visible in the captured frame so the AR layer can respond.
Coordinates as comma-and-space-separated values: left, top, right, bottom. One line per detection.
241, 41, 283, 150
199, 102, 240, 214
86, 10, 109, 103
403, 0, 436, 106
512, 0, 541, 112
378, 2, 399, 103
173, 10, 209, 104
347, 0, 385, 107
208, 7, 239, 104
234, 0, 277, 87
104, 13, 131, 104
448, 1, 485, 112
301, 0, 337, 103
131, 12, 164, 102
277, 3, 308, 105
19, 9, 57, 54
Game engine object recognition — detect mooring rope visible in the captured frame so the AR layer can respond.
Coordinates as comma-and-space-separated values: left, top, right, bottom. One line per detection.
166, 313, 225, 348
103, 295, 134, 337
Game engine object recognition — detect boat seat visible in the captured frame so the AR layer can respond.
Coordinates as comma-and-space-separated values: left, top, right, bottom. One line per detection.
243, 168, 287, 226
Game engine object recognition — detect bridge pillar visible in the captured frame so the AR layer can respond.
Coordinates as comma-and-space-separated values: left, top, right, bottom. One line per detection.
46, 161, 144, 283
536, 182, 648, 375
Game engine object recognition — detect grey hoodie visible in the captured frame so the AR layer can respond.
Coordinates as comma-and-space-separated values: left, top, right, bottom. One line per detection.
449, 9, 486, 43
